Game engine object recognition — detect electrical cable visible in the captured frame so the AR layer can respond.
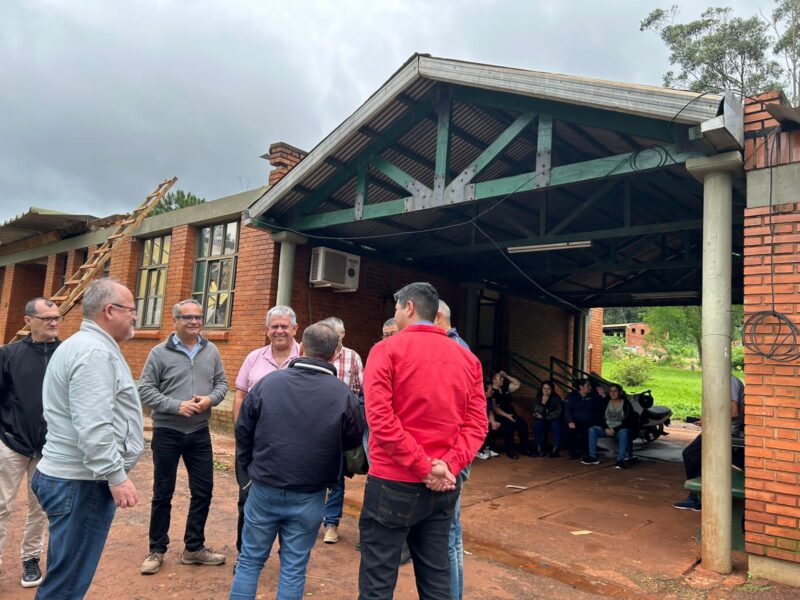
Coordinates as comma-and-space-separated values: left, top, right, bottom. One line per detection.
742, 127, 800, 362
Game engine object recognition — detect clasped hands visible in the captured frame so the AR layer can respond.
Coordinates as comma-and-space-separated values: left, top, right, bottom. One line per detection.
178, 395, 212, 417
423, 458, 456, 492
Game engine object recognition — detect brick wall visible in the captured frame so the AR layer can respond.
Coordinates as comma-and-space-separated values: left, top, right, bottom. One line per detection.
743, 91, 800, 564
267, 142, 308, 186
587, 307, 604, 376
0, 263, 47, 341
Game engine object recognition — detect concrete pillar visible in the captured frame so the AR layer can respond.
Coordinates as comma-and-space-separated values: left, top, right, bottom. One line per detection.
687, 151, 743, 574
271, 231, 307, 307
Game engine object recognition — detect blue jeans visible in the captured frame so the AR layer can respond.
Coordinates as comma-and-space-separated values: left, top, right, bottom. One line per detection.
588, 426, 630, 461
323, 473, 345, 527
533, 418, 562, 452
230, 481, 325, 600
448, 466, 470, 600
31, 471, 116, 600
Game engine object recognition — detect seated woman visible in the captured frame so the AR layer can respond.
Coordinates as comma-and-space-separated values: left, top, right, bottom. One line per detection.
583, 383, 639, 469
476, 383, 501, 459
491, 370, 533, 459
532, 380, 563, 457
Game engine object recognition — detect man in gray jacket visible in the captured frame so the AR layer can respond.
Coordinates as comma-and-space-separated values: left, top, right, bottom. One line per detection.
139, 299, 229, 575
32, 278, 144, 600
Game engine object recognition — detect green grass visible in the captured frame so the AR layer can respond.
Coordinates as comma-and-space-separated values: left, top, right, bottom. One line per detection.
604, 359, 710, 421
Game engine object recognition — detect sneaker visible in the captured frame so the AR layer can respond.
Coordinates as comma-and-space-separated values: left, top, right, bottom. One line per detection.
181, 547, 225, 566
487, 449, 500, 457
140, 552, 164, 575
580, 456, 600, 465
232, 555, 238, 575
507, 452, 519, 460
673, 494, 701, 511
323, 525, 339, 544
400, 543, 412, 565
475, 449, 490, 460
615, 460, 626, 470
20, 558, 42, 588
549, 449, 560, 458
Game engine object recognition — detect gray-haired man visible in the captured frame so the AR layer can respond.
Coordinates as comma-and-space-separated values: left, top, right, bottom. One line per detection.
33, 278, 143, 599
139, 299, 229, 574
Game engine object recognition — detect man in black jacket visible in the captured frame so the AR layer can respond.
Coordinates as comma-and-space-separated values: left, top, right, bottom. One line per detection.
0, 297, 61, 588
231, 321, 363, 599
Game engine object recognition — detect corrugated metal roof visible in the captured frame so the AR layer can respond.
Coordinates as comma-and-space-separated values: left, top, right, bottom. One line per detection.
0, 208, 96, 246
249, 53, 722, 220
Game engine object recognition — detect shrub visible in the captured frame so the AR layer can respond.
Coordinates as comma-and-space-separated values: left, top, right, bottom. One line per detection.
613, 355, 654, 387
603, 335, 626, 360
731, 344, 744, 372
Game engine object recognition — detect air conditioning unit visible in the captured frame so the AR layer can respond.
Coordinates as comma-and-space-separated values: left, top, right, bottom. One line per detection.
309, 247, 360, 291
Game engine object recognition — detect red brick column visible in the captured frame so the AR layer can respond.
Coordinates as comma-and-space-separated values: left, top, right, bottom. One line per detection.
0, 263, 47, 343
43, 254, 65, 297
162, 224, 197, 320
107, 238, 140, 291
743, 91, 800, 574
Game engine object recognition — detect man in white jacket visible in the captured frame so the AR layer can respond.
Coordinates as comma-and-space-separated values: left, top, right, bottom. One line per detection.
32, 278, 144, 600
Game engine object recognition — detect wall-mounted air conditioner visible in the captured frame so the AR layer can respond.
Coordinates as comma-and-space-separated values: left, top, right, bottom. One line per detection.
309, 247, 360, 292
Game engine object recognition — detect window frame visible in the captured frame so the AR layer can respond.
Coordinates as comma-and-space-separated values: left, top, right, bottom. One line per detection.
135, 234, 172, 328
192, 220, 239, 328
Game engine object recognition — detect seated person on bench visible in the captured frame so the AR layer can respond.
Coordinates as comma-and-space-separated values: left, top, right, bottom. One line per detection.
673, 374, 745, 511
583, 383, 638, 469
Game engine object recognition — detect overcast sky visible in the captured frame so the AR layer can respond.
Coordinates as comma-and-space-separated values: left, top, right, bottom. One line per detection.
0, 0, 773, 221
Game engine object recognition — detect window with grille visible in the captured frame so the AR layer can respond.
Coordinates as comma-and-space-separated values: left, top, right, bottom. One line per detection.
135, 235, 171, 327
193, 221, 238, 327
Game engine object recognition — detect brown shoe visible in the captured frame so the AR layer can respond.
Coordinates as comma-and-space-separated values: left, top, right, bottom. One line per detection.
181, 547, 225, 566
323, 525, 339, 544
140, 552, 164, 575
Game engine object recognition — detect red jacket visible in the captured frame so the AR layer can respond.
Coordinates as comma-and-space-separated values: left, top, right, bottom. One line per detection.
363, 323, 488, 483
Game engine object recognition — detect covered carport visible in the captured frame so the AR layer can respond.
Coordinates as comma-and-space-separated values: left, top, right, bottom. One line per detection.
246, 54, 746, 574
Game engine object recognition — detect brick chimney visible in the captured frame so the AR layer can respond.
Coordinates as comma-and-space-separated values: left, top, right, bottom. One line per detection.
262, 142, 308, 185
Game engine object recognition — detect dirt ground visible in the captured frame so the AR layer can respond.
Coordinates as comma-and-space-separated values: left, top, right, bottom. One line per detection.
0, 428, 796, 599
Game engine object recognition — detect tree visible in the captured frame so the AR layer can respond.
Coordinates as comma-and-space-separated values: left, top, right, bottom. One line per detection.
603, 307, 645, 325
643, 305, 744, 360
764, 0, 800, 105
641, 5, 784, 98
150, 190, 205, 216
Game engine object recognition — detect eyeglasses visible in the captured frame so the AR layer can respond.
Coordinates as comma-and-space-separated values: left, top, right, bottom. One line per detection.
110, 303, 138, 316
176, 315, 203, 322
30, 315, 64, 323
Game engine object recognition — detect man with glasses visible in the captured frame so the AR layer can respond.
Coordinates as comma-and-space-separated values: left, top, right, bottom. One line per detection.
0, 297, 61, 588
138, 299, 229, 575
33, 278, 144, 599
232, 305, 300, 570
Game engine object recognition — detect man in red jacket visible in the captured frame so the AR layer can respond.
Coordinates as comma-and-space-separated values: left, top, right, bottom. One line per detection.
358, 282, 487, 599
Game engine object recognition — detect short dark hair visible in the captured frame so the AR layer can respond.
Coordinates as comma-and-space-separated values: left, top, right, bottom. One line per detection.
394, 282, 439, 322
575, 378, 591, 389
25, 297, 56, 316
302, 322, 340, 361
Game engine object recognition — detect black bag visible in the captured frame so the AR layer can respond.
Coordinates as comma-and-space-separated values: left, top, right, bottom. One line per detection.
345, 445, 369, 477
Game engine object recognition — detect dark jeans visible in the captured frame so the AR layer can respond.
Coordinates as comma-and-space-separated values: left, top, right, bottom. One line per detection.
533, 418, 562, 451
496, 414, 530, 455
31, 471, 116, 600
358, 476, 459, 600
149, 426, 213, 553
682, 433, 745, 490
567, 421, 592, 457
235, 454, 251, 553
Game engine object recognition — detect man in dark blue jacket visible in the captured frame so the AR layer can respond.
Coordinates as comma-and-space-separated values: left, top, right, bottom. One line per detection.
0, 297, 61, 588
231, 321, 363, 599
564, 378, 602, 460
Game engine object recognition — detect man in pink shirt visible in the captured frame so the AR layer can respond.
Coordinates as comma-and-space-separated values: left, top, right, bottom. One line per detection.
232, 305, 301, 571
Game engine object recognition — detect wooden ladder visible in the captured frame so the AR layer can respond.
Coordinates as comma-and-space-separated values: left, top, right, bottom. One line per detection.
10, 177, 177, 343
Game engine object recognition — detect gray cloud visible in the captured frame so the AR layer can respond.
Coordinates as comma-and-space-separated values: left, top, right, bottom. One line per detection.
0, 0, 770, 221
